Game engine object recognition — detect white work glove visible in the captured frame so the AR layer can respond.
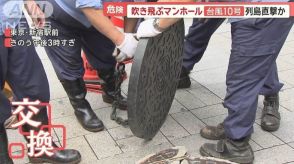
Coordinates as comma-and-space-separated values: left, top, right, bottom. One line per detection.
137, 19, 162, 39
115, 33, 138, 62
115, 52, 128, 62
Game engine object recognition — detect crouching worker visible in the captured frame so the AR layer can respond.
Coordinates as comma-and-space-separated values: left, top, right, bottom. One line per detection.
42, 0, 138, 132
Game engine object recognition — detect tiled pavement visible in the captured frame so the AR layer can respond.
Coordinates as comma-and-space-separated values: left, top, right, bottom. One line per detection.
8, 19, 294, 164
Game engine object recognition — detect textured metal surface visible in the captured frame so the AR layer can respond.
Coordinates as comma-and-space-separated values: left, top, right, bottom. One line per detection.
137, 146, 235, 164
128, 20, 185, 139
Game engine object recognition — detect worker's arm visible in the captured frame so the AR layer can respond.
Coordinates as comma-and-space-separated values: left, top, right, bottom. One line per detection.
81, 8, 125, 46
154, 0, 195, 28
152, 0, 196, 28
80, 7, 138, 61
24, 0, 45, 28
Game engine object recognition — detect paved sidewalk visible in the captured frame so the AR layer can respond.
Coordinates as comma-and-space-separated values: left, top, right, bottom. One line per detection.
8, 19, 294, 164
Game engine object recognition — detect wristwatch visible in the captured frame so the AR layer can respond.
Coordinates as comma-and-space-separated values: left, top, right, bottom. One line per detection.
153, 19, 167, 32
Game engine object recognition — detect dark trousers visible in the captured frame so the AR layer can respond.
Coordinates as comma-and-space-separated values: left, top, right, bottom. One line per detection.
184, 18, 283, 96
183, 18, 224, 71
224, 18, 294, 139
44, 0, 116, 81
0, 21, 49, 124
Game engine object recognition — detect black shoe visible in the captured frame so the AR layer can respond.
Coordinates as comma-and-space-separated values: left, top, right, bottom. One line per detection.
0, 125, 14, 164
200, 122, 225, 140
61, 79, 104, 132
98, 68, 128, 110
261, 93, 280, 132
28, 148, 81, 164
177, 66, 191, 89
27, 139, 81, 164
200, 137, 254, 164
21, 116, 82, 164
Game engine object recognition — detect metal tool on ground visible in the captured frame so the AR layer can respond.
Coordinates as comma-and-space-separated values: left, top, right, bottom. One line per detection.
110, 62, 128, 127
137, 146, 236, 164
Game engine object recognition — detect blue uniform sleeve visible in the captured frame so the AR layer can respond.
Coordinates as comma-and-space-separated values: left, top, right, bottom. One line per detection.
76, 0, 103, 9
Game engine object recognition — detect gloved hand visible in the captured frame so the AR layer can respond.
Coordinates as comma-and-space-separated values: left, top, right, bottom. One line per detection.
115, 33, 138, 62
114, 52, 128, 62
137, 19, 162, 39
